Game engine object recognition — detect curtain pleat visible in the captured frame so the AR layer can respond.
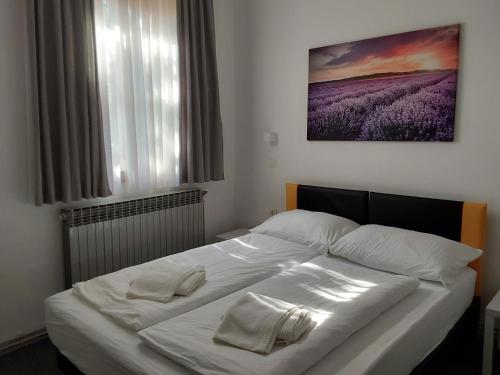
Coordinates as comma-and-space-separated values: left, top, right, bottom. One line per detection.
27, 0, 111, 205
177, 0, 224, 184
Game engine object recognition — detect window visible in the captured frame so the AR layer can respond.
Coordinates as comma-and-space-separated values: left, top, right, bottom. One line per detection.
94, 0, 179, 194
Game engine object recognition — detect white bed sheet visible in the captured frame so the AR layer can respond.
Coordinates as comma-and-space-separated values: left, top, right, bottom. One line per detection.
308, 265, 475, 375
45, 260, 475, 375
70, 233, 322, 330
138, 256, 420, 375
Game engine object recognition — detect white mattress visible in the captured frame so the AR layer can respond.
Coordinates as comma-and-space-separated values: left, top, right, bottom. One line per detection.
45, 259, 475, 375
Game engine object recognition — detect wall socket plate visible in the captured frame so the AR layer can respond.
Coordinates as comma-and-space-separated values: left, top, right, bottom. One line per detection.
270, 209, 278, 216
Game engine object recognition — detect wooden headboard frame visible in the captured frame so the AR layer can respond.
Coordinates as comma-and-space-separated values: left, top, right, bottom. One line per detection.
286, 183, 487, 296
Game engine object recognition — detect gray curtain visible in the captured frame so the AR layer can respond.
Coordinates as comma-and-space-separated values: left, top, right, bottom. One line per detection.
177, 0, 224, 184
27, 0, 111, 205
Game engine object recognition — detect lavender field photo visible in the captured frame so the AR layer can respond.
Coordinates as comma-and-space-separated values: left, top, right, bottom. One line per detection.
307, 25, 460, 141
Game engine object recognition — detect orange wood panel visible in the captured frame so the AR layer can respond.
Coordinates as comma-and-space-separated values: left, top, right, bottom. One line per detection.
285, 183, 298, 211
461, 202, 487, 296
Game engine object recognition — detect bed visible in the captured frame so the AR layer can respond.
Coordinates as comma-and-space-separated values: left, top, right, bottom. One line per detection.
46, 183, 487, 374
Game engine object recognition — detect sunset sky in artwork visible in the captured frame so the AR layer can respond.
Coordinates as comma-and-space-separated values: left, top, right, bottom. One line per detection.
309, 25, 460, 83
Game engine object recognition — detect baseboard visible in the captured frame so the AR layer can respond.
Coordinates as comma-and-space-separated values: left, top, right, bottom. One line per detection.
0, 328, 48, 356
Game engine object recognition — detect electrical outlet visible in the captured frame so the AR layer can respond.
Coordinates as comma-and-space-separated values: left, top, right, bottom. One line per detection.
267, 158, 277, 169
270, 209, 278, 216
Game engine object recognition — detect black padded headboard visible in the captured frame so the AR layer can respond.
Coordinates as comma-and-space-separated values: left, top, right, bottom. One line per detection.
291, 184, 466, 240
297, 184, 369, 224
369, 192, 463, 241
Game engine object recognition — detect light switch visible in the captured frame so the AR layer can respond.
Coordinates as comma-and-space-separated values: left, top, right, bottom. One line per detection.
268, 158, 277, 168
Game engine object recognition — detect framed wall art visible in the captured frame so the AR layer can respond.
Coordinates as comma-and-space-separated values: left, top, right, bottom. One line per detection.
307, 24, 460, 141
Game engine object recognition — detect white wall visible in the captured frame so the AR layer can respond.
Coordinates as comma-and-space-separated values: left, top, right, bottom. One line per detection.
0, 0, 61, 345
233, 0, 500, 304
203, 0, 238, 241
0, 0, 237, 344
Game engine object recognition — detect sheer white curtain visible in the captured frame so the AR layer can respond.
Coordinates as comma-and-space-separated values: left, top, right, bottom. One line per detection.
94, 0, 179, 194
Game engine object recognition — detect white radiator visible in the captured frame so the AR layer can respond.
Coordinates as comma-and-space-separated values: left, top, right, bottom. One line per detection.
61, 189, 205, 287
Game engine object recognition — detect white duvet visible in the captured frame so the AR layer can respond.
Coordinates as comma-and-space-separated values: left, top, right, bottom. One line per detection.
139, 256, 419, 375
73, 234, 321, 330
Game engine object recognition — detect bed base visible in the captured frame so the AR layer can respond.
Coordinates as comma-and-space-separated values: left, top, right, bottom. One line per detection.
411, 296, 480, 374
54, 297, 480, 375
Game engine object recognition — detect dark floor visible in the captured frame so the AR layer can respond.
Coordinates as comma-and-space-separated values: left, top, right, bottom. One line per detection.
0, 336, 498, 374
0, 339, 63, 375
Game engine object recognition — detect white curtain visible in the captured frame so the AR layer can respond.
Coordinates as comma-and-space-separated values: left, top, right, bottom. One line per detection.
94, 0, 179, 194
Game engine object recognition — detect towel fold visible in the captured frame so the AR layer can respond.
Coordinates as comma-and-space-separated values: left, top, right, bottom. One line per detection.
276, 307, 313, 345
213, 292, 313, 354
127, 264, 205, 303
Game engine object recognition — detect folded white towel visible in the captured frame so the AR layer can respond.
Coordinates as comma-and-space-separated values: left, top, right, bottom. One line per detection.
213, 292, 313, 354
127, 264, 205, 303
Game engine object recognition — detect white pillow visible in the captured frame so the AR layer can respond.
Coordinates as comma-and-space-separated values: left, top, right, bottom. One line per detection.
250, 209, 360, 253
329, 224, 482, 287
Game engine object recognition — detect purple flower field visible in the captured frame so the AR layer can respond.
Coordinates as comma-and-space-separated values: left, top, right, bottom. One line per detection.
307, 71, 457, 141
